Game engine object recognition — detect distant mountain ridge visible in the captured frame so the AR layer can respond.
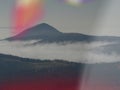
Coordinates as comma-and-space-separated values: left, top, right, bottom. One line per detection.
5, 23, 120, 43
0, 53, 76, 64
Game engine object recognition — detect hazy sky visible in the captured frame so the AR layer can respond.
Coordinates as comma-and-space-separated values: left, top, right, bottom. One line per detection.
0, 0, 120, 39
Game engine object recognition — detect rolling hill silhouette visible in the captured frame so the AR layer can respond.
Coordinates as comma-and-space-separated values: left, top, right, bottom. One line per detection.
0, 53, 84, 90
0, 53, 120, 90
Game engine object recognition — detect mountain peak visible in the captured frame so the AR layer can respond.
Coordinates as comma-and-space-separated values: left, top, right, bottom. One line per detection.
37, 23, 52, 27
32, 23, 54, 29
29, 23, 61, 33
7, 23, 63, 40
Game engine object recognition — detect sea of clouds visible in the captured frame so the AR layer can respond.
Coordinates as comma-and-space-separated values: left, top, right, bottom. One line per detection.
0, 40, 119, 63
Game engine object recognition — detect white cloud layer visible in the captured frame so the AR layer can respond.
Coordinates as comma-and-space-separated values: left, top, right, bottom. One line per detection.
0, 40, 119, 63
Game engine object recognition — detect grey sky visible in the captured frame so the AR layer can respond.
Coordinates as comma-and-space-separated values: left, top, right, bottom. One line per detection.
0, 0, 120, 39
